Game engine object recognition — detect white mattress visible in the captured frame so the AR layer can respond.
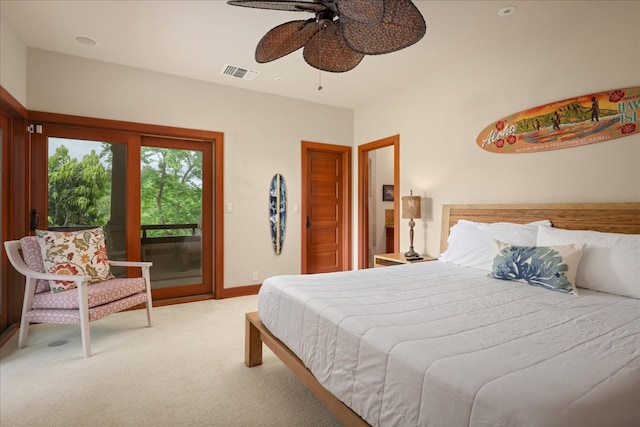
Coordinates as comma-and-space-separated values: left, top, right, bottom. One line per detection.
258, 261, 640, 427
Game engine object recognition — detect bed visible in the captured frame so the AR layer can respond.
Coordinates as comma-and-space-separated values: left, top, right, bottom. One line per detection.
245, 203, 640, 427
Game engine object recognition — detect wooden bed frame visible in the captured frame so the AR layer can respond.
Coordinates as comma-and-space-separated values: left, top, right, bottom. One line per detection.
245, 202, 640, 427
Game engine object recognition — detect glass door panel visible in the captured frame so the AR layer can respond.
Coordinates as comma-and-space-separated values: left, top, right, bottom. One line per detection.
47, 137, 127, 277
140, 146, 203, 289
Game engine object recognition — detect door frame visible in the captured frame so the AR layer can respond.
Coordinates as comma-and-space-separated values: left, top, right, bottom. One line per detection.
301, 141, 352, 274
0, 111, 9, 335
27, 111, 225, 302
140, 136, 214, 300
357, 135, 399, 269
0, 86, 29, 342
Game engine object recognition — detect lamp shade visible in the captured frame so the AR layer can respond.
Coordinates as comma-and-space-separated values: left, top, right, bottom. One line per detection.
402, 193, 421, 219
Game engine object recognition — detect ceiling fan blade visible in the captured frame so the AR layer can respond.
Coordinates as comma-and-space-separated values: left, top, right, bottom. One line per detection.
303, 22, 364, 72
256, 20, 319, 63
335, 0, 383, 25
341, 0, 426, 55
227, 0, 324, 13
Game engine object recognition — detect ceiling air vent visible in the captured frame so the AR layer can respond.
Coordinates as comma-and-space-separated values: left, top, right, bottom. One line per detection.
221, 64, 259, 81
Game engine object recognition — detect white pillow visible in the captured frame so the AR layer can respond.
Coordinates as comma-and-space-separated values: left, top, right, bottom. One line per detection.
537, 226, 640, 299
439, 219, 552, 271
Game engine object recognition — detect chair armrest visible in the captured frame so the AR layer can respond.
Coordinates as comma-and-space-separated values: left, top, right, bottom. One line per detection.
25, 269, 90, 284
109, 260, 153, 268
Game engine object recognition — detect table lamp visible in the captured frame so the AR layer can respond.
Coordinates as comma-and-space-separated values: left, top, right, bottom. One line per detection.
402, 190, 421, 258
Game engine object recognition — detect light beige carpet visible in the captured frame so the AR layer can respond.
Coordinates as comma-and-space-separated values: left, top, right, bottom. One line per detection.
0, 295, 342, 427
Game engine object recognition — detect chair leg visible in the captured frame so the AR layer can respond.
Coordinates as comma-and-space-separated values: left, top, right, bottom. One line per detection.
18, 317, 30, 349
18, 278, 37, 349
145, 300, 153, 327
142, 266, 153, 327
77, 282, 91, 357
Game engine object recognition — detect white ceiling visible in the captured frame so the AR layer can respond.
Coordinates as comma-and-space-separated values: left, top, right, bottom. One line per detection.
0, 1, 595, 109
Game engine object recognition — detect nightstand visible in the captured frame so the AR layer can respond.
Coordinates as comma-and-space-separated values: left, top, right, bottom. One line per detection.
373, 253, 437, 267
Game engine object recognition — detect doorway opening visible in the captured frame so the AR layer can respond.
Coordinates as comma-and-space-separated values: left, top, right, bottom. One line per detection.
358, 135, 399, 269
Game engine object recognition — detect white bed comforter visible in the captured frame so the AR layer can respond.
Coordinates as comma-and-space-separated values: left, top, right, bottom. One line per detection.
258, 261, 640, 427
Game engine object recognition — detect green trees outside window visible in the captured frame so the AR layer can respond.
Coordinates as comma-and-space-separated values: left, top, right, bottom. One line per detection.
48, 144, 110, 227
141, 147, 203, 237
48, 142, 203, 235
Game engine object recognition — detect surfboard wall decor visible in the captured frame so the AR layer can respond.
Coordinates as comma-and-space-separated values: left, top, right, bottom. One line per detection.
269, 173, 287, 255
477, 86, 640, 154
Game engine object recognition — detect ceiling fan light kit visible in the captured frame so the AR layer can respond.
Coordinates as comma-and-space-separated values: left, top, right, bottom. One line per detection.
227, 0, 426, 73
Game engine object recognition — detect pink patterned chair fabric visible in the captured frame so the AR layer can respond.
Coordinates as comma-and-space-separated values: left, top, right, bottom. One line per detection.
19, 236, 50, 293
31, 277, 146, 310
26, 293, 149, 324
29, 277, 148, 323
3, 236, 153, 357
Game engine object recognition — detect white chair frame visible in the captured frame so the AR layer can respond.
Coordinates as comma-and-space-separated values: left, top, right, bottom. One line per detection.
4, 240, 153, 357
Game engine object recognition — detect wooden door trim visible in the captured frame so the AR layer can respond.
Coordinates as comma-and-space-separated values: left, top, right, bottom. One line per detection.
28, 111, 220, 141
0, 86, 29, 334
301, 141, 352, 274
357, 135, 399, 269
0, 113, 10, 333
1, 86, 28, 119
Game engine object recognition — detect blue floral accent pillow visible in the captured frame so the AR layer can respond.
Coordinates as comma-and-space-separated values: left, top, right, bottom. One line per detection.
488, 241, 586, 294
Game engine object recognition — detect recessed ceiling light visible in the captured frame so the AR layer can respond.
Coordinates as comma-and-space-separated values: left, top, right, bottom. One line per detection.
74, 35, 98, 46
498, 6, 517, 17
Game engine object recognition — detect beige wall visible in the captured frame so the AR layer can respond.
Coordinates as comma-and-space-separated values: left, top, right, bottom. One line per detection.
0, 11, 27, 106
25, 49, 354, 289
354, 0, 640, 259
2, 1, 639, 287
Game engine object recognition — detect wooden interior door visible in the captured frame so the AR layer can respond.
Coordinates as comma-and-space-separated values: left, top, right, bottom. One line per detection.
301, 142, 351, 274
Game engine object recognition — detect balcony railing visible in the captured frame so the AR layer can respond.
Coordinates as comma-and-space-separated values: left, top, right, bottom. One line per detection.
140, 223, 201, 271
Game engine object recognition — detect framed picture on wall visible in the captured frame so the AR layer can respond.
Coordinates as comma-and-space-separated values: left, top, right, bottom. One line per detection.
382, 185, 394, 202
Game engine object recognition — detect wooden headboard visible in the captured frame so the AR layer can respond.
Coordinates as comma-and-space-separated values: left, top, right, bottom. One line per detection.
440, 202, 640, 254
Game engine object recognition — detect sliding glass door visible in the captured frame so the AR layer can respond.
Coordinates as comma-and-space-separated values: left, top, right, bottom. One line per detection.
140, 137, 213, 296
31, 127, 213, 300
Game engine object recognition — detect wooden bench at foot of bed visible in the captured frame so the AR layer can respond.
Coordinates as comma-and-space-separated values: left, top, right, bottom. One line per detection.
245, 311, 369, 427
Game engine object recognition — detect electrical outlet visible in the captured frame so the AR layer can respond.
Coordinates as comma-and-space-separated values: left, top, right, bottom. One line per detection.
252, 271, 259, 281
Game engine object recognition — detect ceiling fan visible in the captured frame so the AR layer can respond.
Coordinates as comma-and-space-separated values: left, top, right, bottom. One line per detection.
227, 0, 426, 73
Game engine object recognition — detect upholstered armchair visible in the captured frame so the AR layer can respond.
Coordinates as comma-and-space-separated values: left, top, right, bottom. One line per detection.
4, 234, 153, 358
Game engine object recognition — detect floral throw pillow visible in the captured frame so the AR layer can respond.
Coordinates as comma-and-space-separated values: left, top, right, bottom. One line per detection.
36, 228, 114, 293
488, 240, 586, 294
